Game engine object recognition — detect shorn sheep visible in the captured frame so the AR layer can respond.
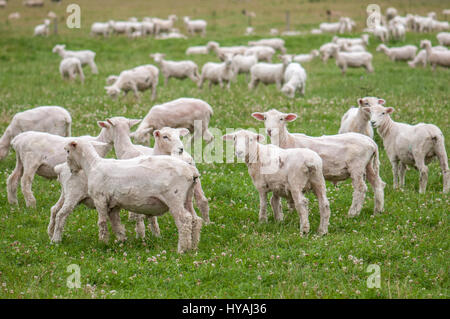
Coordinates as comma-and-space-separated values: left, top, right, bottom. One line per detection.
131, 98, 214, 145
420, 40, 450, 70
244, 46, 276, 62
183, 16, 207, 36
248, 55, 291, 90
198, 52, 236, 89
248, 38, 286, 54
329, 45, 374, 74
252, 109, 385, 217
153, 15, 178, 35
363, 105, 449, 194
150, 53, 200, 85
223, 130, 331, 235
408, 46, 448, 68
64, 139, 202, 253
281, 57, 307, 98
436, 32, 450, 46
52, 44, 98, 74
34, 19, 50, 37
207, 41, 247, 59
186, 46, 209, 55
0, 106, 71, 160
293, 50, 319, 63
376, 44, 417, 61
90, 21, 114, 37
231, 54, 258, 80
59, 57, 84, 83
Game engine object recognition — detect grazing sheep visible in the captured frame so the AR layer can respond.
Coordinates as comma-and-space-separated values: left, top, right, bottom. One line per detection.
223, 130, 330, 235
198, 52, 236, 89
186, 45, 209, 55
91, 21, 114, 37
183, 16, 207, 36
131, 98, 214, 145
248, 38, 286, 53
363, 105, 449, 194
252, 109, 385, 217
329, 45, 374, 74
430, 20, 449, 32
310, 28, 323, 35
245, 27, 254, 36
104, 64, 159, 101
248, 55, 291, 90
0, 106, 71, 160
142, 19, 155, 36
270, 28, 279, 35
207, 41, 247, 59
64, 139, 201, 253
153, 15, 178, 34
59, 57, 85, 83
333, 35, 369, 47
293, 50, 319, 63
52, 44, 98, 74
231, 54, 258, 80
111, 21, 130, 35
437, 32, 450, 46
150, 53, 200, 85
244, 46, 276, 62
24, 0, 44, 7
408, 46, 448, 68
281, 58, 307, 98
34, 19, 50, 37
155, 30, 187, 39
376, 44, 417, 61
420, 40, 450, 70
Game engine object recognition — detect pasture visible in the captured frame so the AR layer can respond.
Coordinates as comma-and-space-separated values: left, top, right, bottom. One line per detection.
0, 0, 448, 299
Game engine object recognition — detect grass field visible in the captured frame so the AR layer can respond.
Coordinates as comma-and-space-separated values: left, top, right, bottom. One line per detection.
0, 0, 448, 299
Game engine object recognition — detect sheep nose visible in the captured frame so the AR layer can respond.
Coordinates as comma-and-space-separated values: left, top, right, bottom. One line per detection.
370, 121, 376, 126
179, 147, 184, 154
267, 129, 272, 136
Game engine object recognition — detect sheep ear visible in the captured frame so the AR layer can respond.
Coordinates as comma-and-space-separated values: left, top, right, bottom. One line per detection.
284, 113, 297, 122
106, 118, 114, 126
97, 121, 110, 129
378, 99, 386, 105
358, 98, 364, 107
256, 134, 265, 142
128, 119, 141, 128
251, 112, 265, 121
178, 128, 190, 137
222, 134, 234, 141
69, 141, 77, 148
362, 107, 371, 114
386, 107, 394, 114
153, 130, 160, 138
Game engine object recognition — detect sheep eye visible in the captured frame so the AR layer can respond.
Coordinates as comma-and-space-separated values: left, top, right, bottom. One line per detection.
263, 116, 266, 120
382, 112, 385, 115
163, 136, 169, 139
365, 103, 369, 106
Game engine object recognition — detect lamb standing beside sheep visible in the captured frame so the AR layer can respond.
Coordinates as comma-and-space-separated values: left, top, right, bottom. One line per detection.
150, 53, 200, 85
183, 16, 207, 36
52, 44, 98, 74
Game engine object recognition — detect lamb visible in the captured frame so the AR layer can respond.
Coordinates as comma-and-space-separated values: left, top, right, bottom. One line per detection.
430, 20, 449, 32
372, 25, 389, 42
186, 45, 209, 55
7, 126, 114, 208
270, 28, 279, 35
0, 106, 71, 160
207, 41, 247, 59
8, 12, 21, 20
104, 64, 159, 101
183, 16, 207, 37
198, 53, 236, 89
141, 19, 155, 36
329, 45, 374, 74
245, 27, 254, 36
252, 109, 385, 217
281, 58, 307, 98
408, 46, 448, 68
110, 21, 129, 35
34, 19, 50, 37
248, 55, 291, 90
376, 44, 417, 61
59, 57, 85, 83
131, 98, 214, 145
420, 40, 450, 70
222, 130, 331, 235
437, 32, 450, 46
319, 42, 336, 63
389, 20, 406, 41
91, 21, 114, 37
231, 54, 258, 80
153, 15, 177, 34
64, 139, 202, 253
338, 97, 384, 138
52, 44, 98, 74
150, 53, 199, 85
155, 30, 187, 40
363, 105, 449, 194
248, 38, 286, 54
293, 50, 319, 63
244, 46, 276, 62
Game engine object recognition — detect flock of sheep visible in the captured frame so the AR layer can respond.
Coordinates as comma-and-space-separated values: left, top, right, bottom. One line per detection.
0, 6, 449, 254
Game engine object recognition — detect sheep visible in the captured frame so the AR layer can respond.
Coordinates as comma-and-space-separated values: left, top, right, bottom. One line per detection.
252, 109, 385, 217
0, 0, 7, 8
386, 7, 398, 21
59, 57, 85, 83
34, 19, 50, 37
248, 38, 286, 54
207, 41, 247, 59
270, 28, 279, 35
310, 28, 323, 35
431, 20, 449, 32
52, 44, 98, 74
245, 27, 254, 36
183, 16, 207, 37
372, 25, 389, 42
129, 30, 143, 39
131, 98, 214, 145
363, 105, 449, 194
248, 55, 291, 90
319, 21, 344, 34
333, 35, 370, 47
0, 106, 71, 160
7, 126, 114, 208
341, 43, 366, 53
244, 46, 276, 62
293, 50, 319, 63
90, 21, 113, 37
24, 0, 44, 7
338, 97, 385, 138
231, 54, 257, 80
150, 53, 199, 85
198, 52, 236, 89
186, 45, 209, 55
64, 139, 202, 253
341, 17, 356, 33
281, 58, 307, 98
437, 32, 450, 46
408, 46, 448, 68
111, 21, 130, 35
329, 44, 374, 74
319, 42, 336, 63
104, 64, 159, 101
388, 20, 406, 41
8, 12, 21, 20
222, 130, 330, 235
141, 19, 155, 36
420, 40, 450, 70
376, 44, 417, 61
155, 30, 187, 39
153, 15, 177, 34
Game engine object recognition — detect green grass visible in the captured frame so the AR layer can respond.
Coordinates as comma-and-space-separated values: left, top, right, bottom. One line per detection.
0, 0, 448, 299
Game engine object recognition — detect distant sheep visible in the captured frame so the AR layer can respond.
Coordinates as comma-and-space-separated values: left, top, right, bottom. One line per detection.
150, 53, 200, 85
52, 44, 98, 74
198, 52, 236, 89
183, 16, 207, 36
376, 44, 417, 61
59, 57, 85, 83
34, 19, 50, 37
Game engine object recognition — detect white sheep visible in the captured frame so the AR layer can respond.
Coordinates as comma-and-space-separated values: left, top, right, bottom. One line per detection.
104, 64, 159, 101
248, 38, 286, 53
270, 28, 279, 35
198, 53, 236, 89
376, 44, 417, 61
142, 19, 155, 36
310, 28, 323, 35
52, 44, 98, 74
363, 105, 449, 193
153, 15, 178, 34
131, 98, 214, 145
319, 42, 336, 62
281, 58, 307, 98
150, 53, 199, 85
207, 41, 247, 59
293, 50, 319, 63
183, 16, 207, 37
244, 45, 276, 62
372, 25, 389, 42
386, 7, 398, 20
329, 45, 374, 74
389, 20, 406, 41
0, 0, 7, 8
91, 21, 114, 37
231, 54, 258, 80
333, 35, 370, 47
59, 57, 85, 83
34, 19, 50, 37
111, 21, 130, 35
0, 106, 71, 160
408, 46, 448, 68
155, 30, 187, 39
341, 43, 366, 52
64, 139, 202, 253
252, 109, 385, 217
420, 40, 450, 70
8, 12, 21, 20
437, 32, 450, 46
245, 27, 254, 36
186, 45, 209, 55
223, 130, 331, 235
248, 55, 291, 90
319, 20, 344, 34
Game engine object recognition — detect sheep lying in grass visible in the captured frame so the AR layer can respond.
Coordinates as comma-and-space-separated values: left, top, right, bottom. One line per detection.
104, 64, 159, 101
34, 19, 50, 37
223, 130, 330, 235
131, 98, 214, 145
198, 52, 236, 89
248, 55, 291, 90
183, 16, 207, 36
244, 46, 276, 62
186, 45, 209, 55
91, 21, 114, 37
64, 139, 201, 253
252, 109, 385, 217
293, 50, 319, 63
207, 41, 247, 59
420, 40, 450, 70
59, 57, 85, 83
0, 106, 71, 160
231, 54, 258, 80
329, 45, 374, 74
338, 97, 385, 138
408, 46, 448, 68
150, 53, 200, 85
437, 32, 450, 46
248, 38, 286, 53
53, 44, 98, 74
363, 105, 449, 194
281, 57, 307, 98
376, 44, 417, 61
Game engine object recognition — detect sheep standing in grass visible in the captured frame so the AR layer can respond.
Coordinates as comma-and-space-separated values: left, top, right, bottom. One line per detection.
198, 53, 236, 89
91, 21, 114, 37
223, 130, 331, 235
186, 45, 209, 55
248, 55, 291, 90
183, 16, 207, 37
333, 35, 370, 47
52, 44, 98, 74
131, 98, 214, 145
376, 44, 417, 62
408, 46, 448, 68
372, 25, 389, 42
293, 50, 319, 63
34, 19, 50, 37
389, 20, 406, 41
319, 20, 345, 34
231, 54, 258, 80
207, 41, 247, 59
153, 15, 178, 35
150, 53, 200, 85
0, 106, 71, 160
281, 57, 307, 98
437, 32, 450, 46
319, 42, 336, 63
248, 38, 286, 53
244, 46, 276, 62
364, 105, 449, 194
329, 45, 374, 74
59, 57, 85, 83
420, 40, 450, 70
252, 109, 385, 217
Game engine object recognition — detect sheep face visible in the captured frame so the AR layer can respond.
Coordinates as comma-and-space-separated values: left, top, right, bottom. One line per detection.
105, 86, 120, 99
420, 40, 431, 49
154, 127, 189, 156
363, 105, 394, 128
98, 117, 141, 141
222, 130, 264, 159
52, 44, 65, 54
251, 109, 297, 139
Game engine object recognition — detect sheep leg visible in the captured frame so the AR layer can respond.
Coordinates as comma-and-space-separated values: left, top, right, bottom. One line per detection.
48, 189, 65, 238
390, 159, 400, 189
197, 76, 204, 89
202, 120, 214, 144
94, 200, 110, 243
287, 197, 295, 212
194, 180, 210, 224
433, 137, 450, 193
310, 173, 331, 235
7, 152, 23, 205
414, 156, 428, 194
291, 190, 310, 235
270, 194, 283, 221
169, 203, 193, 253
366, 163, 385, 214
51, 196, 82, 243
151, 81, 157, 101
398, 163, 407, 188
20, 154, 41, 208
146, 216, 161, 237
348, 173, 368, 217
108, 207, 127, 242
129, 212, 146, 238
89, 61, 98, 74
258, 190, 268, 223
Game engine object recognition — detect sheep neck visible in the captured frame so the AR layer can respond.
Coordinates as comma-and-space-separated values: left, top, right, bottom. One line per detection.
113, 128, 135, 159
274, 125, 295, 149
76, 145, 101, 176
152, 141, 167, 156
95, 129, 113, 157
0, 127, 12, 149
376, 116, 395, 140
